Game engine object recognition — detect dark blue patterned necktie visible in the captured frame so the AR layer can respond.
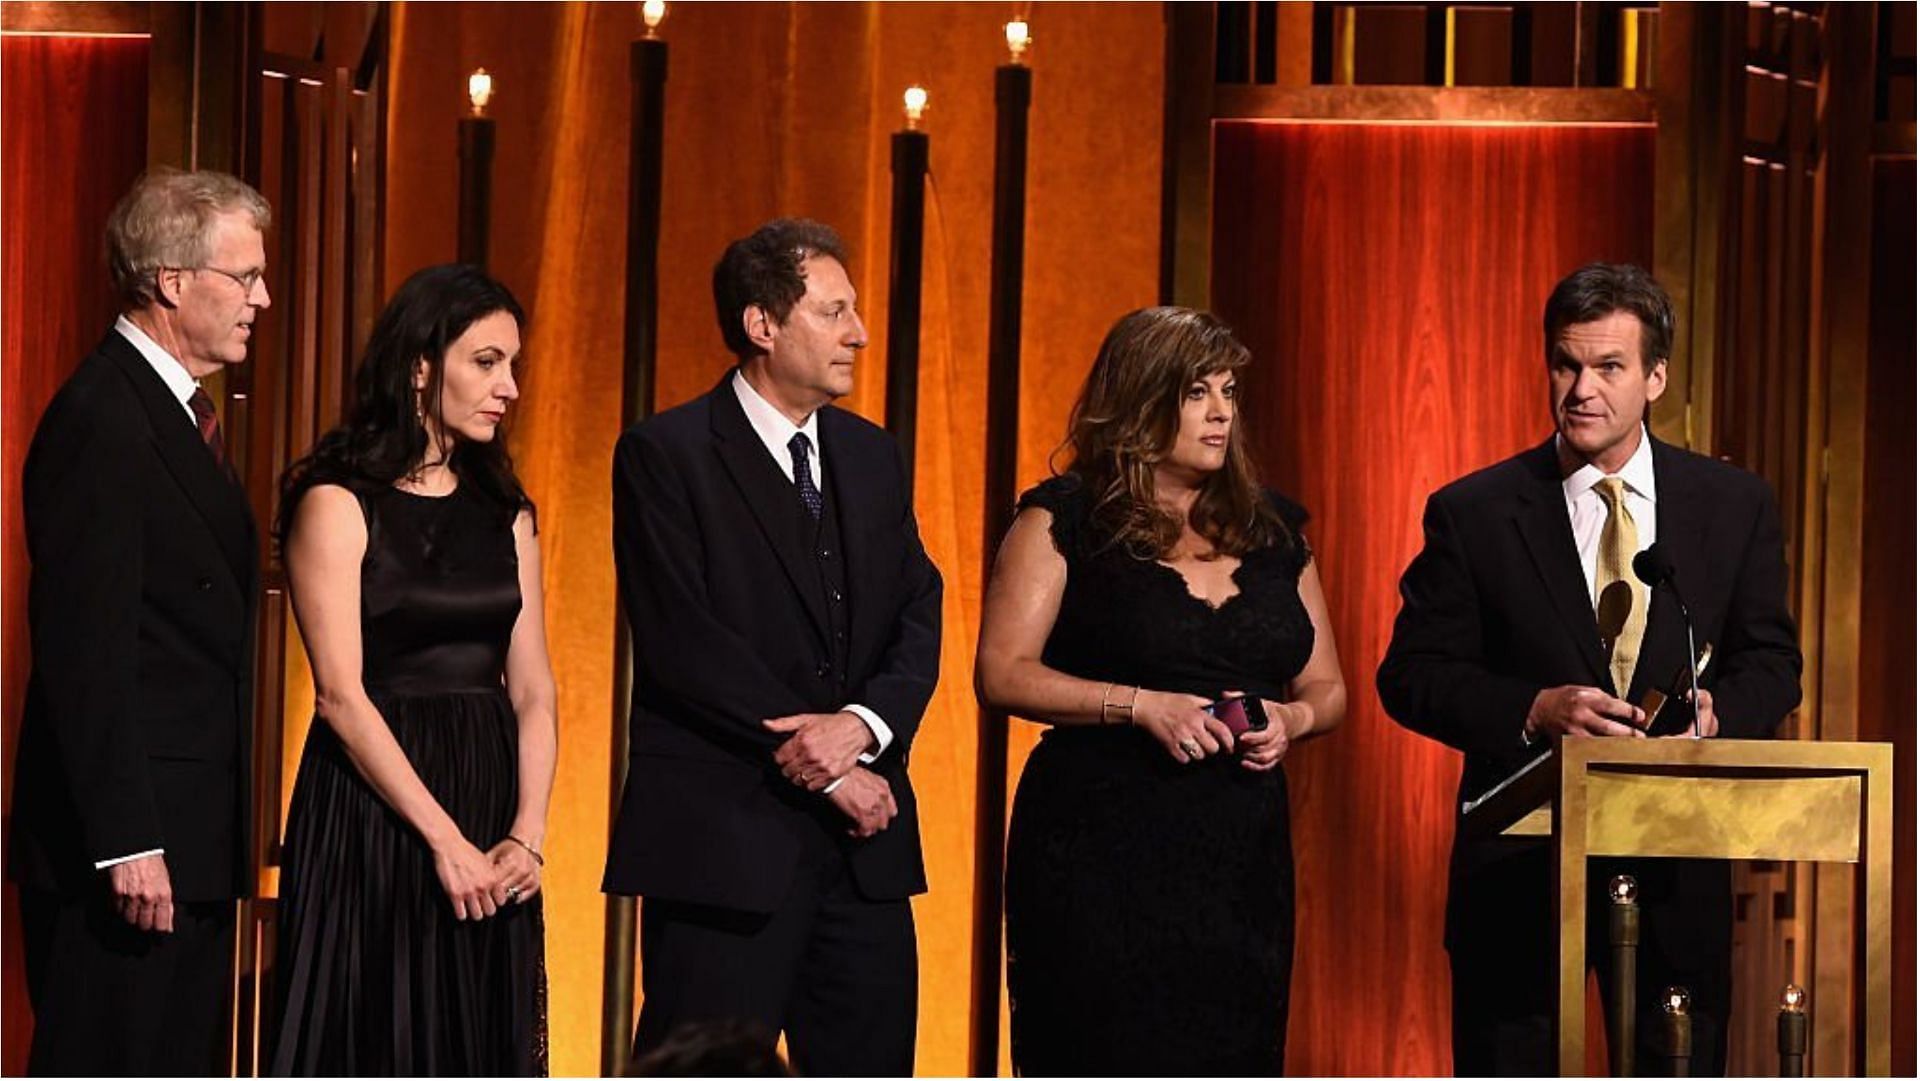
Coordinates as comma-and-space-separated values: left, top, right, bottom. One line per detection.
789, 432, 822, 520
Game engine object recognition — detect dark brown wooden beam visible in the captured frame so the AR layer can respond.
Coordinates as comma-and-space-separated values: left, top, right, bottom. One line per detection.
1160, 1, 1216, 308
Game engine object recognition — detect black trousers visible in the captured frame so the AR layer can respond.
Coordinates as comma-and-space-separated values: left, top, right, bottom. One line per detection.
21, 887, 235, 1076
632, 816, 917, 1077
1448, 854, 1732, 1077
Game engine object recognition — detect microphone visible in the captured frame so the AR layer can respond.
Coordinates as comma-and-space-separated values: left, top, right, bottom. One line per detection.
1631, 546, 1677, 594
1633, 542, 1702, 738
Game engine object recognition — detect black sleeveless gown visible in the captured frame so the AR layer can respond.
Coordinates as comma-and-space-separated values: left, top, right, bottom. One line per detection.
270, 483, 546, 1076
1005, 475, 1315, 1076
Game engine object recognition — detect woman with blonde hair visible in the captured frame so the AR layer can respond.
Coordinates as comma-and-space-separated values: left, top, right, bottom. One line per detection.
977, 306, 1346, 1074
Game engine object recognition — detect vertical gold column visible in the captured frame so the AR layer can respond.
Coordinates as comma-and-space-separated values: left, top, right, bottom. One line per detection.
1556, 744, 1591, 1075
1865, 745, 1893, 1075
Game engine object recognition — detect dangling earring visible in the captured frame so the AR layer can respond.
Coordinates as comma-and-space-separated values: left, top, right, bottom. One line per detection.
413, 391, 425, 424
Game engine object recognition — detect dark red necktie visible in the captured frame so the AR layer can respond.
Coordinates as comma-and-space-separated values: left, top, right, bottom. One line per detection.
187, 388, 229, 469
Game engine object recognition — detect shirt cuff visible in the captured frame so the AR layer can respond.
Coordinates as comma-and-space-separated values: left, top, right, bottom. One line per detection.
95, 848, 164, 870
822, 775, 846, 795
841, 704, 893, 763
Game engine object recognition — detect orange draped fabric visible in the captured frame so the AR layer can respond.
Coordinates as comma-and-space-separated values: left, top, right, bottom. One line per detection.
0, 36, 152, 1076
380, 3, 1164, 1073
1211, 119, 1654, 1075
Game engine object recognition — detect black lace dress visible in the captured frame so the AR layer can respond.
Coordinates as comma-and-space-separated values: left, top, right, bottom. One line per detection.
270, 483, 546, 1076
1005, 475, 1315, 1076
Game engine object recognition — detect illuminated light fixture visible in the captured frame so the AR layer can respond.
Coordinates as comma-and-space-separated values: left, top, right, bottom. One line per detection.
642, 0, 667, 38
903, 85, 929, 130
1005, 19, 1030, 63
1608, 874, 1637, 904
467, 67, 494, 116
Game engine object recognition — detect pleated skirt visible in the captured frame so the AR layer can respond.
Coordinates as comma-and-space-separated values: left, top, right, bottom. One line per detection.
269, 689, 546, 1077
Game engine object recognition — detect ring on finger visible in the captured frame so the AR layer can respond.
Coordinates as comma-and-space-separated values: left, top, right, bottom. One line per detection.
1178, 738, 1202, 759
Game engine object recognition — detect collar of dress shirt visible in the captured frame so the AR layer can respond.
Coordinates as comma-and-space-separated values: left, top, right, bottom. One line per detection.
1557, 424, 1658, 507
115, 314, 200, 422
731, 367, 823, 483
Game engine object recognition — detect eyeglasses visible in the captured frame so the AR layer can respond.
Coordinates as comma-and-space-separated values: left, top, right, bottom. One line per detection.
176, 265, 266, 294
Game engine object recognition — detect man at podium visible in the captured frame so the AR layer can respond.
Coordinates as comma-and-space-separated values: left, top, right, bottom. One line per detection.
1377, 263, 1803, 1075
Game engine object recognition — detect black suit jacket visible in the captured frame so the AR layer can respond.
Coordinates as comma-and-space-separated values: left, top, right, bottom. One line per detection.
602, 375, 941, 914
10, 330, 258, 903
1377, 436, 1801, 946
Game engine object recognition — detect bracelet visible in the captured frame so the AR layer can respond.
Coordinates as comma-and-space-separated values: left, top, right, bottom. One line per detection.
505, 835, 544, 867
1099, 683, 1137, 725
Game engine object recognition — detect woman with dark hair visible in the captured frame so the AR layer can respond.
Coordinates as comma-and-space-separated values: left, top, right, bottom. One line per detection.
268, 264, 556, 1075
976, 306, 1347, 1074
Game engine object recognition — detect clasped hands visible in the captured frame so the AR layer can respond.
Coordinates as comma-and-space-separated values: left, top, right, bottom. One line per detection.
764, 711, 896, 838
431, 834, 543, 921
1132, 690, 1308, 772
1525, 684, 1720, 740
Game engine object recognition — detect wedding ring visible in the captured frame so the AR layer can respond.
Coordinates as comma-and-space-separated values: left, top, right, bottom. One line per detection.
506, 885, 522, 902
1179, 739, 1202, 760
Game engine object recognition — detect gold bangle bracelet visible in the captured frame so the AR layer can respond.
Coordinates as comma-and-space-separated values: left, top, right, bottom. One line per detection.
505, 834, 544, 867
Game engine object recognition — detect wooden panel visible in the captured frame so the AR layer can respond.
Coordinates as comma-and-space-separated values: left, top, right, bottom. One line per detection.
0, 33, 150, 1077
1586, 773, 1863, 862
1211, 119, 1652, 1075
1215, 83, 1653, 121
0, 1, 146, 34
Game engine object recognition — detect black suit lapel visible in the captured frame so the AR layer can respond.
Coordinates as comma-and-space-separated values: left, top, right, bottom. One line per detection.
820, 409, 879, 665
707, 379, 832, 644
1510, 441, 1611, 686
106, 336, 253, 589
1633, 439, 1709, 695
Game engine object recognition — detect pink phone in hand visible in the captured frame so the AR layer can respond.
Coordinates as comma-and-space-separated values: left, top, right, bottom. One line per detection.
1206, 694, 1269, 737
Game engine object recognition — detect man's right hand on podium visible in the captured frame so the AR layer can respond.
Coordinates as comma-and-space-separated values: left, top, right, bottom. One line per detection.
1524, 684, 1648, 740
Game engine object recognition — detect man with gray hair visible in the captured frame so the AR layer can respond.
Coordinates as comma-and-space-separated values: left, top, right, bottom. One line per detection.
10, 168, 271, 1074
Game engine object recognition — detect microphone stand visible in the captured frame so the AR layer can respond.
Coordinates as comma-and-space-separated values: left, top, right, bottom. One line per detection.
1636, 545, 1704, 739
1655, 577, 1703, 739
1679, 594, 1701, 739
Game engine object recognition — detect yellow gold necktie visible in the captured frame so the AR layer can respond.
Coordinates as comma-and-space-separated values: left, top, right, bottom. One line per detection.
1594, 477, 1646, 697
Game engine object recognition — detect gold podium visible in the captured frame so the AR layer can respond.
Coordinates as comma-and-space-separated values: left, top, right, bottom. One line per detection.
1461, 737, 1894, 1075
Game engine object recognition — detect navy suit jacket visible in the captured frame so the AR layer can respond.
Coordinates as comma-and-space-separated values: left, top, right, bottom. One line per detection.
602, 374, 941, 913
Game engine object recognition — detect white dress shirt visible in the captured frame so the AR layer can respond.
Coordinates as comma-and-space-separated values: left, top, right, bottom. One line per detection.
117, 315, 200, 428
97, 317, 203, 870
729, 370, 893, 787
1558, 425, 1658, 606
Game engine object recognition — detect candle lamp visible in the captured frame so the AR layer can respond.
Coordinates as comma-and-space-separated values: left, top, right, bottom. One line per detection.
602, 11, 669, 1073
1777, 983, 1807, 1077
1660, 986, 1692, 1077
1005, 18, 1031, 63
1606, 875, 1640, 1076
457, 68, 497, 267
885, 86, 930, 486
971, 22, 1034, 1076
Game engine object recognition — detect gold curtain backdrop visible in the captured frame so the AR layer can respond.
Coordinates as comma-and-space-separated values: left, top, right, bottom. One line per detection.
368, 3, 1165, 1074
